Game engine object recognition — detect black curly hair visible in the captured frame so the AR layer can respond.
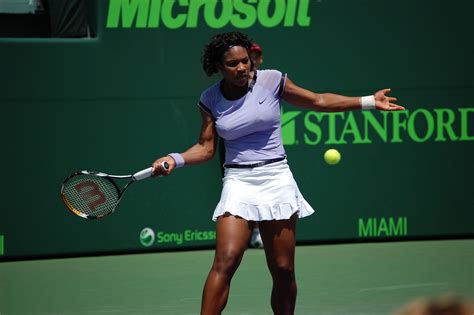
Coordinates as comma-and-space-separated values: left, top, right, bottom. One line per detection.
201, 31, 253, 77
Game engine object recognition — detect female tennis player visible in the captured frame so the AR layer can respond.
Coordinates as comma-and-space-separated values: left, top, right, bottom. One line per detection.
151, 31, 404, 315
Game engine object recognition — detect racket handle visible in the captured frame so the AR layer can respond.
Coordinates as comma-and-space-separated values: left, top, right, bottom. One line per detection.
133, 167, 153, 181
133, 162, 169, 181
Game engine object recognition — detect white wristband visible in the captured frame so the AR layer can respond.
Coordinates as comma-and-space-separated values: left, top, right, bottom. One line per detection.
168, 153, 185, 168
360, 95, 376, 110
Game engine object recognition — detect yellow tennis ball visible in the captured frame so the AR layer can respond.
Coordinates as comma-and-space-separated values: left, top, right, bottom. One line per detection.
324, 149, 341, 165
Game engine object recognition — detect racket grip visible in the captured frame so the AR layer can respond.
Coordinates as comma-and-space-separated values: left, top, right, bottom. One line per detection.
133, 162, 169, 181
133, 167, 153, 181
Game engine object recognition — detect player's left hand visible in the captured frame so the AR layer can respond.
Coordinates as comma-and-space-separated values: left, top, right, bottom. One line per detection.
374, 88, 405, 111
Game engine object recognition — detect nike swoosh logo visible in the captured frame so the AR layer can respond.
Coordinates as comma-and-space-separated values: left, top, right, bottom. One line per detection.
259, 98, 266, 104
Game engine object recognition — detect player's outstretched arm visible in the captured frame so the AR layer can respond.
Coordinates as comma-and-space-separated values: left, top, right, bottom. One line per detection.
282, 78, 405, 112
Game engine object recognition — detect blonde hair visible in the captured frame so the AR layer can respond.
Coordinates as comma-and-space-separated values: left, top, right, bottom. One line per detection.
393, 295, 474, 315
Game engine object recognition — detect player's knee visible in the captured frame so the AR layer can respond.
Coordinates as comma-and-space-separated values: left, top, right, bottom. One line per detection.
212, 250, 243, 275
269, 260, 295, 281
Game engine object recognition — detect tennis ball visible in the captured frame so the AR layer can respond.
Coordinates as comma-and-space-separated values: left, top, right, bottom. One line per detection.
324, 149, 341, 165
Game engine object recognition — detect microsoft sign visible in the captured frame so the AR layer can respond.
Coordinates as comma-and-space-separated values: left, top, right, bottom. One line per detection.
106, 0, 312, 29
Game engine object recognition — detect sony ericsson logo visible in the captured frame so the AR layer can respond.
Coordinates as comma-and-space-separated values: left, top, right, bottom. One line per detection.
139, 227, 156, 247
106, 0, 312, 29
139, 227, 217, 247
281, 107, 474, 145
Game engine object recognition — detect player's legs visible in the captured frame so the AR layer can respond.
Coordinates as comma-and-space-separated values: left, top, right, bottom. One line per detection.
259, 214, 297, 315
201, 213, 254, 315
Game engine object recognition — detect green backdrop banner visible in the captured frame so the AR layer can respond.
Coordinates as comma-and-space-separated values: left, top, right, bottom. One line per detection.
1, 0, 473, 260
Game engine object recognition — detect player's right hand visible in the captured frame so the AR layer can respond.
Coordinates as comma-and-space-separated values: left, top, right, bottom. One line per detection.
152, 156, 175, 176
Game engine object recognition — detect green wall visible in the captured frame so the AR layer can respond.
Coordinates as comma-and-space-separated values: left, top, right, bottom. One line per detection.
1, 0, 473, 260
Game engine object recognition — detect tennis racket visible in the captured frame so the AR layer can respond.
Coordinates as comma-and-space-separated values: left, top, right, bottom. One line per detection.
60, 162, 169, 219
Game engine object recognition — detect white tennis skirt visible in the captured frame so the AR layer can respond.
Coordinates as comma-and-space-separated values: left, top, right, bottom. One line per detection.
212, 159, 315, 221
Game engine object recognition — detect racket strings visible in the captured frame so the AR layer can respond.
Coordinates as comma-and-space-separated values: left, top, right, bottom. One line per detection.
62, 174, 119, 218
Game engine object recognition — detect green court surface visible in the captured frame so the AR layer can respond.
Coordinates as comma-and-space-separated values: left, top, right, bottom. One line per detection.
0, 240, 472, 315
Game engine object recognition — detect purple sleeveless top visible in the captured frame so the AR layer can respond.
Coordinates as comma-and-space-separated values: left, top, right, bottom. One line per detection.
198, 69, 287, 165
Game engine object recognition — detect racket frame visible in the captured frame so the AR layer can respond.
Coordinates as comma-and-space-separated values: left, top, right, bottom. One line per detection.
60, 164, 165, 220
60, 171, 130, 219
